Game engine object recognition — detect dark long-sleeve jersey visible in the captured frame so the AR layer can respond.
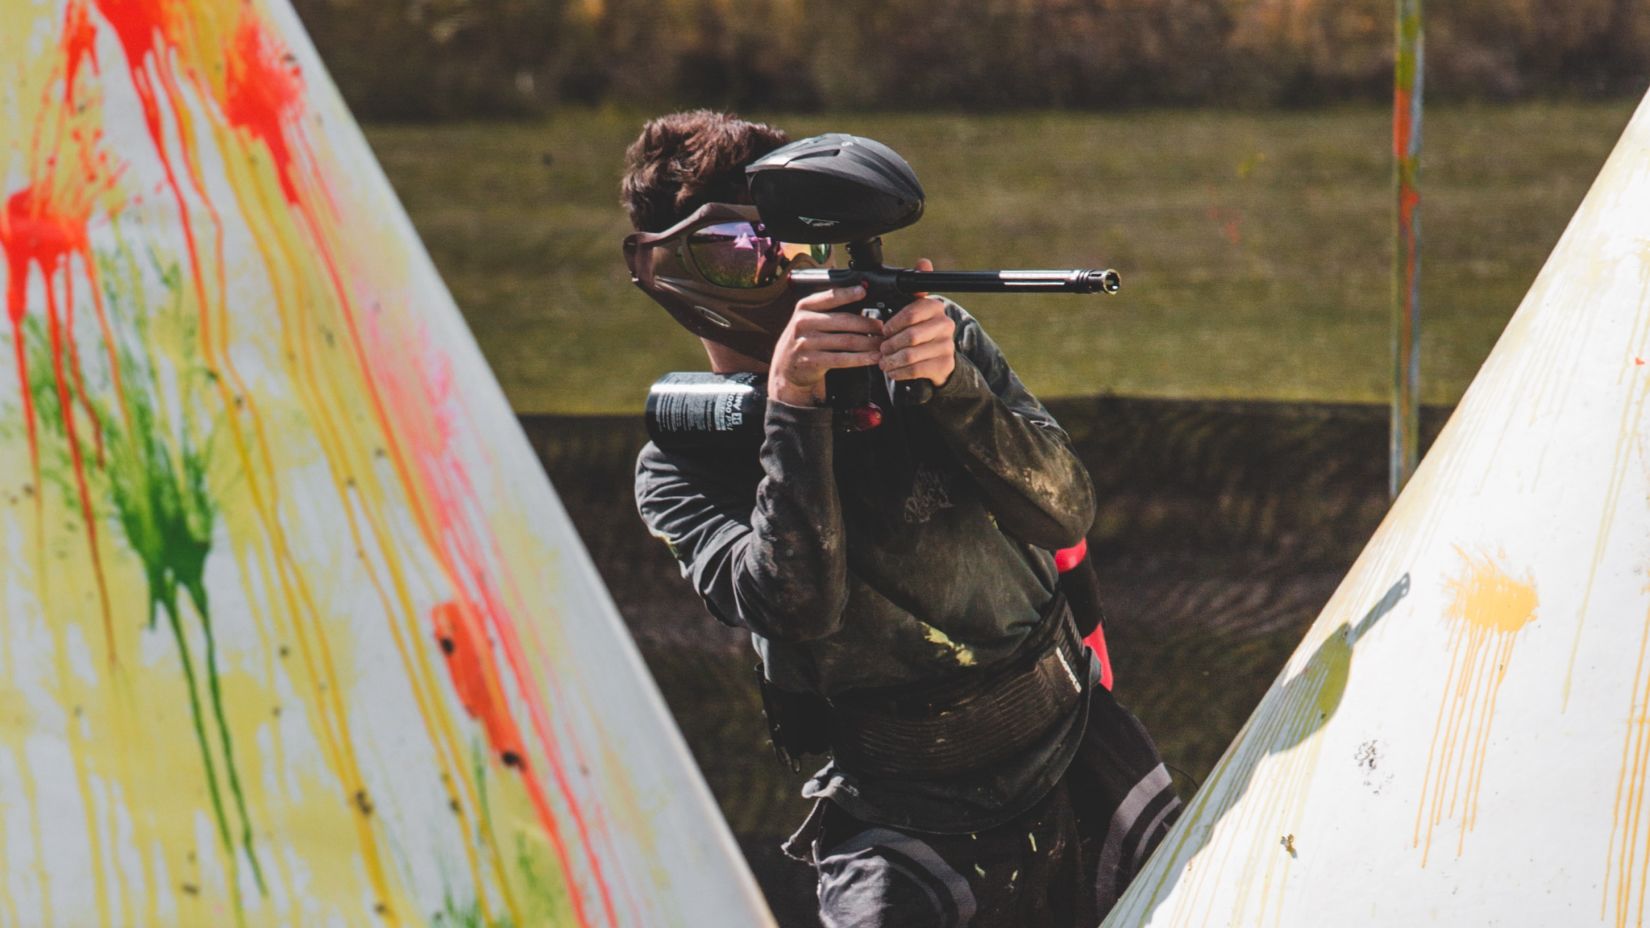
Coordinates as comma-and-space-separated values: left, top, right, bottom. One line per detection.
635, 301, 1097, 833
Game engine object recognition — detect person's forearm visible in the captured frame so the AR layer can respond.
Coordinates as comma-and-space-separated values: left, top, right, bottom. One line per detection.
923, 355, 1096, 548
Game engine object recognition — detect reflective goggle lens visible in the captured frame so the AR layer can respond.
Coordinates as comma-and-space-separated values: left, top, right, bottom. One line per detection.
687, 222, 832, 288
781, 241, 834, 266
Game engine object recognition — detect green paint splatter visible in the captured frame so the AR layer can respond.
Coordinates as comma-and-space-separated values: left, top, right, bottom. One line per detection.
514, 829, 575, 926
466, 739, 576, 925
22, 250, 269, 912
472, 739, 493, 830
107, 369, 269, 895
433, 890, 512, 928
107, 263, 266, 903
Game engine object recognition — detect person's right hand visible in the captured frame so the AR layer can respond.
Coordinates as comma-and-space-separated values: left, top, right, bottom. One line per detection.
769, 283, 884, 408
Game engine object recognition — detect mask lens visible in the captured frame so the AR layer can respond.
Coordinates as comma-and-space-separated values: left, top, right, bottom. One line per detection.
688, 222, 784, 288
686, 222, 834, 288
779, 241, 833, 268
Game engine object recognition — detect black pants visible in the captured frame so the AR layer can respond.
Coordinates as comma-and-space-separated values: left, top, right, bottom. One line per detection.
809, 687, 1179, 927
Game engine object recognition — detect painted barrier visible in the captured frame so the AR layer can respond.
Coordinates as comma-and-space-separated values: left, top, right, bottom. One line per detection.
0, 1, 773, 924
1106, 88, 1650, 926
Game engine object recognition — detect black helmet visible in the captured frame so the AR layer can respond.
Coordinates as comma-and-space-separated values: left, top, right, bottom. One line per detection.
746, 134, 925, 244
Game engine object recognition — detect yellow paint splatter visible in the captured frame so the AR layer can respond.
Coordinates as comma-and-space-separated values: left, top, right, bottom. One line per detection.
1603, 571, 1650, 928
1413, 549, 1537, 866
921, 624, 977, 667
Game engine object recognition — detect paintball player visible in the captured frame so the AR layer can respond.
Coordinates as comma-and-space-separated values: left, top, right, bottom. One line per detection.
625, 110, 1179, 926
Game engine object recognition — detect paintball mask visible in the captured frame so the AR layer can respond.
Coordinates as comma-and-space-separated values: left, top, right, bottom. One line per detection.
623, 202, 833, 361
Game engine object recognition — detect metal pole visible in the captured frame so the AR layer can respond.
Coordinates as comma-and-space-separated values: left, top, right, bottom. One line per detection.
1391, 0, 1424, 498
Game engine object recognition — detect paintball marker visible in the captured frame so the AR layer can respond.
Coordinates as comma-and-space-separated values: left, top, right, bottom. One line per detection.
746, 133, 1120, 427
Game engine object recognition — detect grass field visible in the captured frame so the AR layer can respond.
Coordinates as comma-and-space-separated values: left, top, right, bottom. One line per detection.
365, 102, 1640, 415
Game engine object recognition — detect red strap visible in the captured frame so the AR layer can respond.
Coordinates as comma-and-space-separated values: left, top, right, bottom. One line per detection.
1055, 538, 1111, 689
1053, 537, 1088, 573
1084, 623, 1114, 691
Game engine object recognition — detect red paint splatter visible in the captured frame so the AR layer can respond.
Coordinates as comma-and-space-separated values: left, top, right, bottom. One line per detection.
62, 271, 106, 466
92, 0, 210, 342
1636, 358, 1645, 367
1394, 88, 1416, 160
2, 188, 88, 293
1204, 200, 1244, 246
1, 184, 117, 662
3, 187, 89, 461
62, 0, 100, 103
2, 188, 78, 493
94, 0, 173, 79
1398, 185, 1420, 233
222, 14, 305, 203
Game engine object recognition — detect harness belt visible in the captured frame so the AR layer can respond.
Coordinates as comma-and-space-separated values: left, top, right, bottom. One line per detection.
828, 594, 1087, 779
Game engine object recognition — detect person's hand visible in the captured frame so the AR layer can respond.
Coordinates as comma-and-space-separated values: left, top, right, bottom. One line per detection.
769, 283, 884, 407
880, 258, 955, 388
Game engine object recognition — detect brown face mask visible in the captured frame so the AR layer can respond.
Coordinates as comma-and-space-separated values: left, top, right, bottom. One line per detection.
623, 202, 832, 363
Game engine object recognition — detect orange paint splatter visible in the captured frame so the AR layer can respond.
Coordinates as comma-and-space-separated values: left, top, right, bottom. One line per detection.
432, 600, 526, 767
431, 594, 606, 927
403, 340, 620, 926
1413, 550, 1537, 865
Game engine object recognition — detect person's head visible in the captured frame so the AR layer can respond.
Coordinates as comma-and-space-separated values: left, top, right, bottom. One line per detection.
621, 111, 831, 368
620, 110, 788, 233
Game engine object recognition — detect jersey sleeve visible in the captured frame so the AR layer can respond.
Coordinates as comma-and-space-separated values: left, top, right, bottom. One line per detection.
635, 399, 850, 642
920, 302, 1096, 549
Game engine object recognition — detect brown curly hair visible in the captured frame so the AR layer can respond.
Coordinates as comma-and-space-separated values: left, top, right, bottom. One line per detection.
620, 110, 789, 233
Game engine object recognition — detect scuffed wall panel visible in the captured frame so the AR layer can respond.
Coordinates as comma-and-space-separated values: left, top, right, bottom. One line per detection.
1107, 90, 1650, 926
0, 1, 772, 924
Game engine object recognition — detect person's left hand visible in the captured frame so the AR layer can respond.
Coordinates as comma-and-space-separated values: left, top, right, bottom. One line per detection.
879, 258, 956, 388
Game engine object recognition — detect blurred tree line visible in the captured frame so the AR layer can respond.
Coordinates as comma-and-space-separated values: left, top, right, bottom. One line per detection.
292, 0, 1650, 119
